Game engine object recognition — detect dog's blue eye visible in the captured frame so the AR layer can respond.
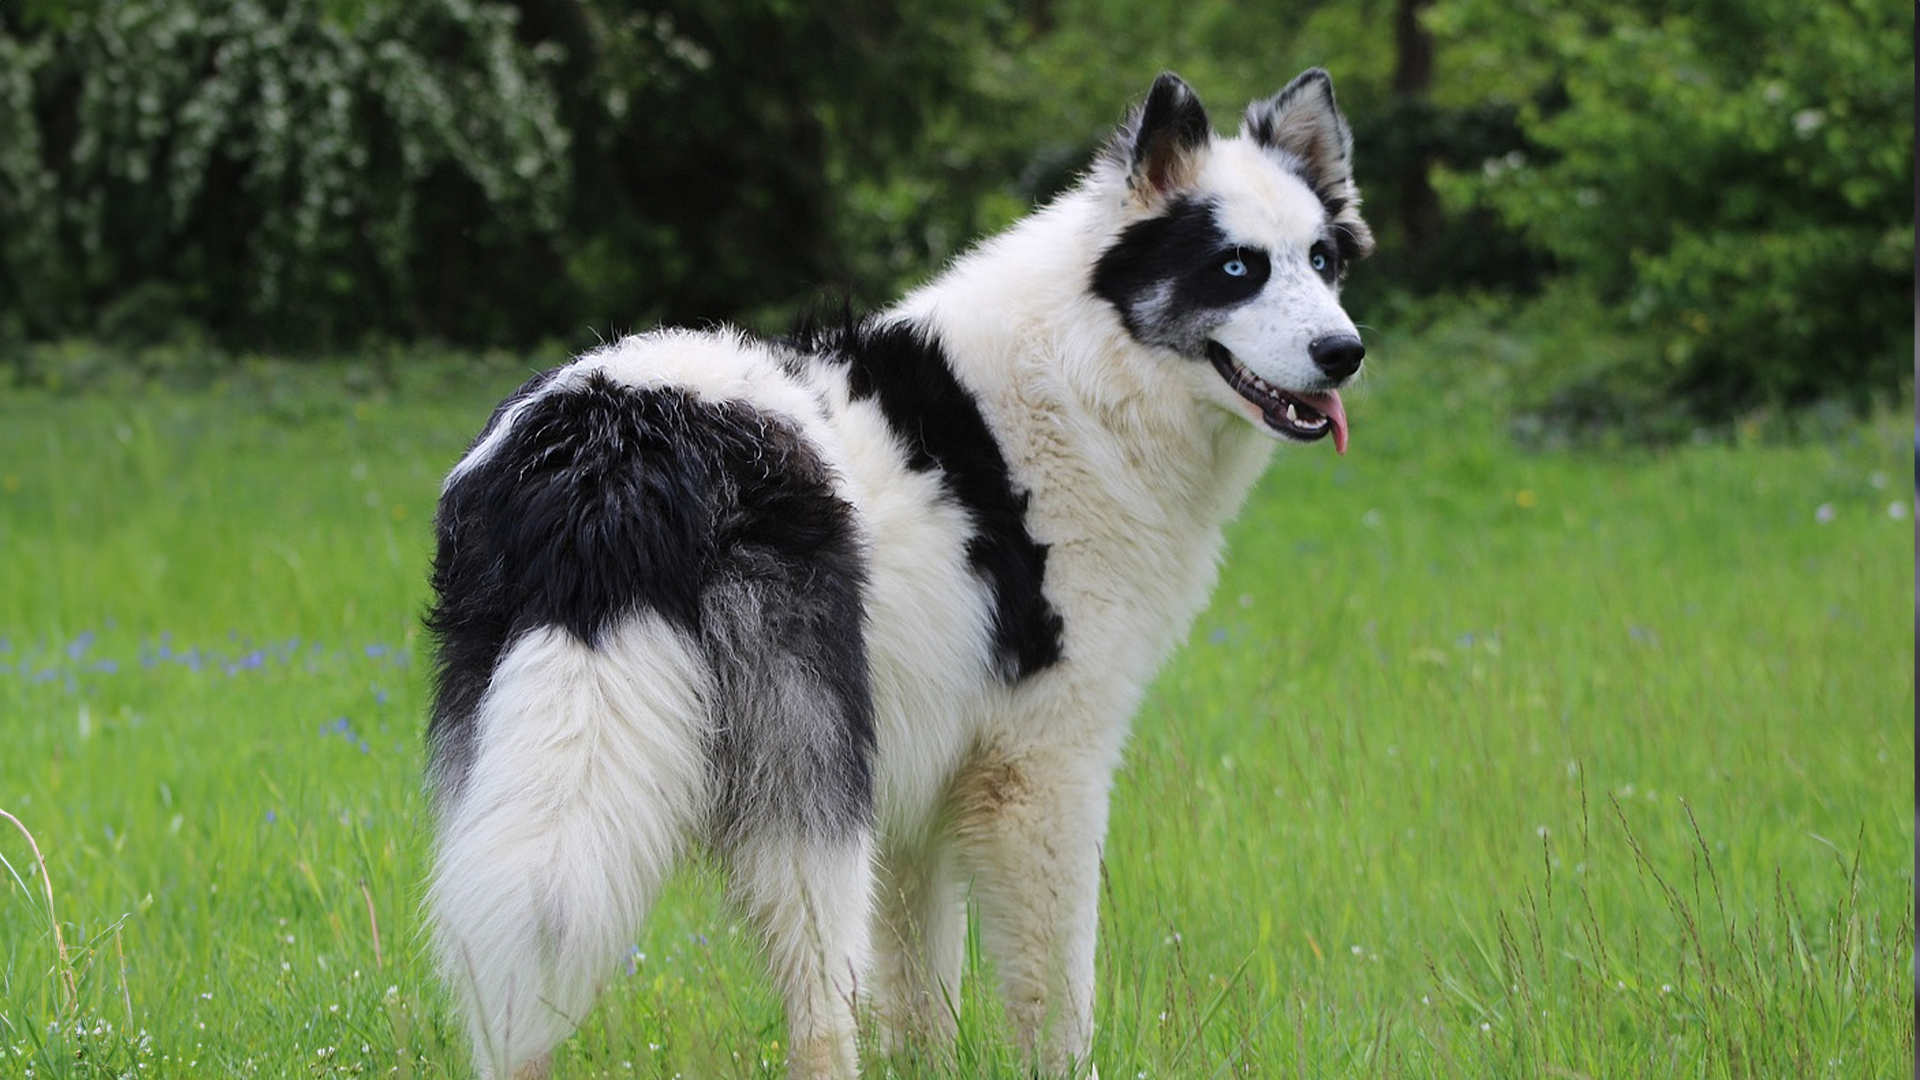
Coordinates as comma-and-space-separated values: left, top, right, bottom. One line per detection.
1223, 257, 1248, 277
1311, 252, 1328, 273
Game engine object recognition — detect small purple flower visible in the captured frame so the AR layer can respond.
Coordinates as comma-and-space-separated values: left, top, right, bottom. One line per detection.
66, 631, 96, 661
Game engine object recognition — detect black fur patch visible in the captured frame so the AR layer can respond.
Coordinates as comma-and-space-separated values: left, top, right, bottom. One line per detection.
791, 314, 1066, 682
422, 367, 562, 793
1090, 196, 1268, 350
1129, 73, 1213, 199
1327, 219, 1369, 268
426, 370, 874, 835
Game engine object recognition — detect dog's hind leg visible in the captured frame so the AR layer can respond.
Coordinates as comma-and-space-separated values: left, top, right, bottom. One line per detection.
727, 830, 874, 1078
702, 555, 878, 1078
427, 617, 711, 1080
869, 830, 966, 1056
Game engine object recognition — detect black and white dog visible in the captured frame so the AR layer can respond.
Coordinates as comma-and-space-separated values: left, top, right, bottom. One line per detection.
425, 70, 1372, 1079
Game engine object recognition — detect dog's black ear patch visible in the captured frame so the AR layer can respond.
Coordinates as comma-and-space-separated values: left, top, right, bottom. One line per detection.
1242, 68, 1375, 260
1110, 72, 1213, 205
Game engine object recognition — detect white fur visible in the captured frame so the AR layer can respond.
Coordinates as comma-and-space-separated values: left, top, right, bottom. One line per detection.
429, 616, 710, 1078
430, 90, 1361, 1080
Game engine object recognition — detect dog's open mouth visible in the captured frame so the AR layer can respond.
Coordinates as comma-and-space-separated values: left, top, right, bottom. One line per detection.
1207, 343, 1350, 455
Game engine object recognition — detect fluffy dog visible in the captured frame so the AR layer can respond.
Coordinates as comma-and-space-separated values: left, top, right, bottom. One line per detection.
425, 68, 1372, 1079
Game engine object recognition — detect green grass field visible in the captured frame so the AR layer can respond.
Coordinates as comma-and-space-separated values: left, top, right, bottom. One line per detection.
1, 328, 1912, 1078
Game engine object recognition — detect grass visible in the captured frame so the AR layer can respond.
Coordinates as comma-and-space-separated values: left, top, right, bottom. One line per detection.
0, 328, 1911, 1078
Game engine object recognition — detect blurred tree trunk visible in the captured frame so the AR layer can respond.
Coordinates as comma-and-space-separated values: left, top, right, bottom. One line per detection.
1024, 0, 1054, 34
1392, 0, 1441, 259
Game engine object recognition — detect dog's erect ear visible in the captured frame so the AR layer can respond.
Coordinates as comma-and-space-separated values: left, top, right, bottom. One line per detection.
1243, 68, 1374, 258
1241, 68, 1353, 192
1113, 73, 1212, 207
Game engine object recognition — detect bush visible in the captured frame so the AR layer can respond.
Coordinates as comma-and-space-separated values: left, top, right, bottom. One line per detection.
1429, 0, 1914, 425
0, 0, 1002, 349
0, 0, 574, 348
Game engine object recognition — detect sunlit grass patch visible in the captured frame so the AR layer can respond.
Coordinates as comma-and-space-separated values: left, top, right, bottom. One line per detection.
1, 340, 1911, 1077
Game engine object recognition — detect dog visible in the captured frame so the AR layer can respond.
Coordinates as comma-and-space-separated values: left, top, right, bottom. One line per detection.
424, 68, 1372, 1079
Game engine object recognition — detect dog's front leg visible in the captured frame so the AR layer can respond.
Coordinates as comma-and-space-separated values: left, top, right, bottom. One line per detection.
953, 743, 1110, 1077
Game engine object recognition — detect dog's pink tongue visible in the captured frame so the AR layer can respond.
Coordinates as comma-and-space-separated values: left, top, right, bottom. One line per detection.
1298, 390, 1349, 455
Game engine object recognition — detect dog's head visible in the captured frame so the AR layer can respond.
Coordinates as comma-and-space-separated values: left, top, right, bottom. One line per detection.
1090, 71, 1374, 452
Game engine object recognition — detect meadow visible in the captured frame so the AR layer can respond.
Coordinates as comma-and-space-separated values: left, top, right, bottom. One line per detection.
1, 321, 1912, 1078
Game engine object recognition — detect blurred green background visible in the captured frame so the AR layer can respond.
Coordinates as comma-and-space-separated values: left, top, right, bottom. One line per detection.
0, 0, 1911, 437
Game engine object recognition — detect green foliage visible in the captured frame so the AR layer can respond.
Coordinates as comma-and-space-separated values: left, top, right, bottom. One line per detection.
1428, 0, 1914, 423
0, 0, 572, 347
524, 0, 994, 329
0, 0, 1000, 347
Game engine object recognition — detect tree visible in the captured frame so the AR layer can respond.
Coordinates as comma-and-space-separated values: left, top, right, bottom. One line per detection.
1429, 0, 1914, 421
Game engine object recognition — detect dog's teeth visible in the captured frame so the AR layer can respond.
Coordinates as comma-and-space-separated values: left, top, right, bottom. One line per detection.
1284, 402, 1299, 422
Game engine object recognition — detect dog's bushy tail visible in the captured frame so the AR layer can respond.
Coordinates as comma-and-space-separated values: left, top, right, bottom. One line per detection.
426, 616, 711, 1078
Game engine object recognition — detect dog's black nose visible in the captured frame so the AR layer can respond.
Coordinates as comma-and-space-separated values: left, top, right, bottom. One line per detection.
1309, 335, 1365, 380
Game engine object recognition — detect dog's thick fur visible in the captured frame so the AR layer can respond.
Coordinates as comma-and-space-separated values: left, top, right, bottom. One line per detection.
425, 70, 1373, 1079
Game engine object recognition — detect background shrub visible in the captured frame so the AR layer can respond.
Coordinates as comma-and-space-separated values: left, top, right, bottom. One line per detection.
0, 0, 572, 347
1429, 0, 1913, 426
